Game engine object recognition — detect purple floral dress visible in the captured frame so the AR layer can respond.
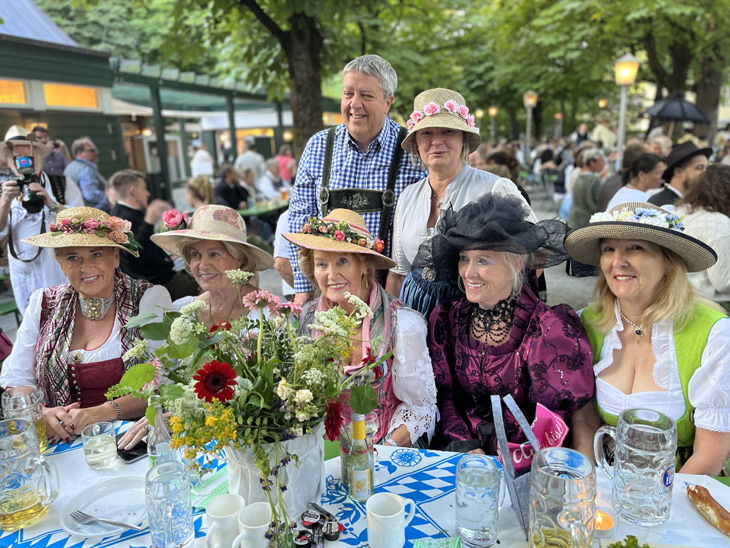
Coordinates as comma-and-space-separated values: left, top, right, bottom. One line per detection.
428, 281, 594, 453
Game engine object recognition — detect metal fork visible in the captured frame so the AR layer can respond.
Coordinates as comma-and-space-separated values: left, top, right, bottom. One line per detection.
70, 509, 144, 531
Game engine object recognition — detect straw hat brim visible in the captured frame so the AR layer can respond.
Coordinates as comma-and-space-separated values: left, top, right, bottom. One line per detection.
401, 119, 481, 156
22, 231, 139, 258
0, 141, 51, 165
151, 229, 274, 272
564, 222, 716, 273
283, 233, 396, 270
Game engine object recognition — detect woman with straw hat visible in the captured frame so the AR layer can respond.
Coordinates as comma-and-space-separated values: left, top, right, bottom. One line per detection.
565, 202, 730, 474
0, 206, 172, 444
426, 193, 595, 457
117, 204, 275, 451
386, 88, 535, 319
151, 205, 275, 327
285, 208, 437, 448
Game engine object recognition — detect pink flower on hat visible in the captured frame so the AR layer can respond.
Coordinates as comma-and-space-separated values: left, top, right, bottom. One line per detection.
444, 100, 459, 114
407, 119, 415, 131
467, 115, 475, 128
60, 219, 70, 226
410, 111, 423, 124
163, 209, 184, 229
334, 230, 346, 241
459, 105, 469, 119
108, 216, 132, 232
319, 225, 328, 233
423, 102, 441, 116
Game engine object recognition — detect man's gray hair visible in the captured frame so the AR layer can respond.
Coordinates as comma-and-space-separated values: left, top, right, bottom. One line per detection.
71, 137, 95, 157
581, 148, 604, 164
265, 158, 279, 170
342, 54, 397, 99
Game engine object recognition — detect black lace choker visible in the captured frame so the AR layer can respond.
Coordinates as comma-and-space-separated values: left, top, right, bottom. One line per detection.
469, 297, 516, 343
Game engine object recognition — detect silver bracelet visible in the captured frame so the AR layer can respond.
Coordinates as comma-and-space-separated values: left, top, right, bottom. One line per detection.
108, 400, 123, 420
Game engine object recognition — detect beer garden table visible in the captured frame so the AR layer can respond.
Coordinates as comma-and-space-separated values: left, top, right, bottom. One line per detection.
3, 422, 728, 547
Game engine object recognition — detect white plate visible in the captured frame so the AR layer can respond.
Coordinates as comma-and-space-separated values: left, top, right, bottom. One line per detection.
60, 476, 148, 538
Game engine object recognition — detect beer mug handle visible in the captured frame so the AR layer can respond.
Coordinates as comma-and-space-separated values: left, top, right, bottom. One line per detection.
593, 425, 616, 479
559, 509, 589, 548
402, 497, 415, 527
39, 457, 60, 505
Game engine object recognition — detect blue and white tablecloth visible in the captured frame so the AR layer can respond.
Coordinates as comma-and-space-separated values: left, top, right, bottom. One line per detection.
4, 425, 730, 547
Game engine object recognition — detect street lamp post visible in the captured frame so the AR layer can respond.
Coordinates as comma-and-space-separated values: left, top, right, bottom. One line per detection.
614, 53, 640, 171
523, 90, 538, 162
488, 106, 498, 142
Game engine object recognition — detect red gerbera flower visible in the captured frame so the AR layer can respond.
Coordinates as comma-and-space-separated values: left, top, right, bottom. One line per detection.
192, 360, 237, 403
209, 320, 232, 333
324, 399, 345, 442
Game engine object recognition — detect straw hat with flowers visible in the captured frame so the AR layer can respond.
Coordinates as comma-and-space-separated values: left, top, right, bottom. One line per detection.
151, 204, 274, 272
0, 125, 51, 165
284, 209, 396, 270
401, 88, 481, 156
22, 206, 141, 257
564, 202, 716, 273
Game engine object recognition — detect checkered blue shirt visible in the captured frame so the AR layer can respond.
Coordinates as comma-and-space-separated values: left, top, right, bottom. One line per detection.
288, 118, 426, 293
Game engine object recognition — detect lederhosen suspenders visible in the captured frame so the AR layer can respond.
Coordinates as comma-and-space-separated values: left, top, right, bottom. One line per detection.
318, 126, 408, 249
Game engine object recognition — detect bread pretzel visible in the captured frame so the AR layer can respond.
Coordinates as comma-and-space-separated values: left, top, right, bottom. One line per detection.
687, 484, 730, 536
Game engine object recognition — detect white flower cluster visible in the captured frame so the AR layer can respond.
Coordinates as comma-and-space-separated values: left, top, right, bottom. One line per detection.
123, 338, 148, 361
168, 383, 207, 421
344, 291, 373, 320
294, 389, 313, 405
179, 300, 205, 316
302, 368, 324, 387
225, 270, 254, 285
170, 316, 194, 345
310, 312, 349, 337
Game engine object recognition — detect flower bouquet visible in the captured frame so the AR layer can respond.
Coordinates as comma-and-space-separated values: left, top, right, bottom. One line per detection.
107, 272, 384, 547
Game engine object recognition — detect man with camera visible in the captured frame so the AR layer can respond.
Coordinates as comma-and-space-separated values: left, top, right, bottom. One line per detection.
0, 126, 83, 313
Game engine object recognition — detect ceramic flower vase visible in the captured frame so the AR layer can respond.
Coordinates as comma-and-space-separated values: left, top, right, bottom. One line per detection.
225, 421, 326, 520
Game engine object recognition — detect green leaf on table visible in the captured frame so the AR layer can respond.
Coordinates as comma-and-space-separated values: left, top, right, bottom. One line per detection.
145, 404, 156, 426
117, 362, 156, 390
165, 336, 199, 359
125, 312, 163, 328
160, 384, 184, 400
141, 320, 173, 340
349, 384, 378, 415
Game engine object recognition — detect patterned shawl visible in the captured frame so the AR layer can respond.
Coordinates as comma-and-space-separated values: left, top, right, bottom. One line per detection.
34, 270, 152, 407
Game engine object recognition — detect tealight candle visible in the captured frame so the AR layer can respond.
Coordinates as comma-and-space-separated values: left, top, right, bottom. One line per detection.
595, 510, 615, 531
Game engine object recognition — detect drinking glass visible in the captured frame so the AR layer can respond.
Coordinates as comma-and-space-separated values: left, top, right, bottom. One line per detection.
594, 408, 677, 526
0, 418, 59, 531
455, 454, 503, 547
146, 461, 194, 548
529, 447, 596, 548
1, 387, 47, 452
81, 422, 117, 470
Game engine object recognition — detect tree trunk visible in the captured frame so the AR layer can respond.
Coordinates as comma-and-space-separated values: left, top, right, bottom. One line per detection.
693, 48, 724, 145
284, 13, 324, 151
507, 108, 519, 141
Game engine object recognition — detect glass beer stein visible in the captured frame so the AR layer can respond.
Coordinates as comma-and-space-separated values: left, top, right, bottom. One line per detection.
0, 418, 60, 531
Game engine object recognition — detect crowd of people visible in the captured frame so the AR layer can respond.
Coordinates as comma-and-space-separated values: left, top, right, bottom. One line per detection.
1, 53, 730, 477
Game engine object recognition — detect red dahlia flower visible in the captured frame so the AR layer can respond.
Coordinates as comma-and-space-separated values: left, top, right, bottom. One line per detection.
324, 399, 344, 442
193, 360, 237, 403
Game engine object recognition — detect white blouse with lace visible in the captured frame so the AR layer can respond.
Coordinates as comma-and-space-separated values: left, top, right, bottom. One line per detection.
593, 305, 730, 433
388, 308, 439, 444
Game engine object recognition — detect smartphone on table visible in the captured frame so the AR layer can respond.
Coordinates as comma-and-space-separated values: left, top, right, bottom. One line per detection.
116, 432, 148, 464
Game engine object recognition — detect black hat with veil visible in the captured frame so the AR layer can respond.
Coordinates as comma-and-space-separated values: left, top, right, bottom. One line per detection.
420, 193, 570, 286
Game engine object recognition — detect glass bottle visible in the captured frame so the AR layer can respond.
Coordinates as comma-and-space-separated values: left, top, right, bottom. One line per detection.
147, 397, 174, 467
348, 413, 374, 502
